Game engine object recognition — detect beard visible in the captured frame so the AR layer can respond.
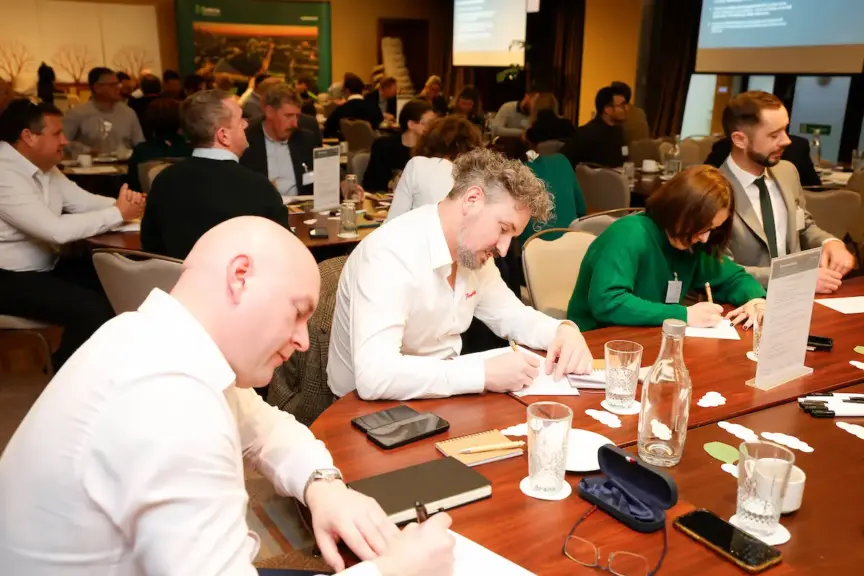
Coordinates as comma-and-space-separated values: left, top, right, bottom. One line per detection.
456, 227, 499, 270
746, 146, 782, 168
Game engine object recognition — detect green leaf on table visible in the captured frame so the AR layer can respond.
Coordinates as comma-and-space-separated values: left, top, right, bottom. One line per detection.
703, 441, 739, 465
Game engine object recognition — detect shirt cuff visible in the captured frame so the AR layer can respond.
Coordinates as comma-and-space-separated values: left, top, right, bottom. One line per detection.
448, 355, 487, 395
334, 561, 381, 576
107, 206, 124, 228
279, 446, 335, 506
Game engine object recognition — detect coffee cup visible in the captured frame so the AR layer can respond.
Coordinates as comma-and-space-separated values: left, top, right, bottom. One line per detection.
642, 159, 659, 173
781, 464, 805, 514
77, 154, 93, 168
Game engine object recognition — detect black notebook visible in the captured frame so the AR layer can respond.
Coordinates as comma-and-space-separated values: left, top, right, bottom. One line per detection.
348, 457, 492, 523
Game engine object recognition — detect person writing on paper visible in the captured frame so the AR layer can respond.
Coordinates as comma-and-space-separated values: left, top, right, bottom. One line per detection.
567, 165, 767, 332
328, 148, 593, 401
719, 91, 854, 293
0, 216, 456, 576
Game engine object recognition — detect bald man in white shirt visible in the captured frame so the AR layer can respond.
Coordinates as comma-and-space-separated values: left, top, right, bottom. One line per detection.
0, 217, 454, 576
328, 148, 594, 401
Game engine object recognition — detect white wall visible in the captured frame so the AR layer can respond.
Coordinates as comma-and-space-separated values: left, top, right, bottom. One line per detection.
788, 76, 852, 164
748, 75, 775, 94
681, 74, 717, 138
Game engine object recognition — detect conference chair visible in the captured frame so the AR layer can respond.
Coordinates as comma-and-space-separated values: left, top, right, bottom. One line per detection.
536, 140, 566, 156
138, 160, 173, 194
351, 151, 371, 186
679, 138, 703, 167
628, 139, 662, 166
0, 316, 55, 378
570, 207, 644, 236
92, 249, 184, 315
844, 170, 864, 255
522, 229, 595, 319
802, 189, 862, 264
340, 119, 376, 152
574, 164, 630, 213
268, 255, 347, 426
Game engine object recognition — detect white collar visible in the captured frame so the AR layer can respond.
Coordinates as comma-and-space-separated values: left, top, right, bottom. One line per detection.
347, 94, 364, 101
192, 147, 239, 162
138, 289, 237, 391
263, 123, 289, 145
726, 154, 767, 189
0, 142, 44, 178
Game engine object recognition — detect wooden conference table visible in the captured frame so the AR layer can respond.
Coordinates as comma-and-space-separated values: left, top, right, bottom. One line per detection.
305, 278, 864, 575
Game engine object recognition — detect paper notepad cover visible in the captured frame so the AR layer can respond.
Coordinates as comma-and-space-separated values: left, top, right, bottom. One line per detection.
436, 429, 523, 466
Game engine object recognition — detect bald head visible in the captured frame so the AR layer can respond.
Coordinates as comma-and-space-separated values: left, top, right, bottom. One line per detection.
172, 217, 320, 388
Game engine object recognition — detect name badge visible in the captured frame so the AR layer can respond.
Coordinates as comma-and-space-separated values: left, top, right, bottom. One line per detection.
795, 207, 806, 231
666, 280, 682, 304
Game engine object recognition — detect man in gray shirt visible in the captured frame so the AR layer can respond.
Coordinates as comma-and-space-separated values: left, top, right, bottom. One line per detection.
490, 90, 538, 138
63, 67, 144, 154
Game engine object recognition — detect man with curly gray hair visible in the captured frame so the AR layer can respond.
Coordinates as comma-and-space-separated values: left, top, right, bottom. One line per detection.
327, 147, 593, 401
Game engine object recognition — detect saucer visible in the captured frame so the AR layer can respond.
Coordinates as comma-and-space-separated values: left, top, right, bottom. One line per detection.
729, 515, 790, 545
519, 477, 572, 501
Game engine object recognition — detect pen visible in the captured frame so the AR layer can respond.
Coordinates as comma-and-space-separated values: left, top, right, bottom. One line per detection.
705, 282, 713, 304
458, 441, 526, 454
414, 501, 428, 523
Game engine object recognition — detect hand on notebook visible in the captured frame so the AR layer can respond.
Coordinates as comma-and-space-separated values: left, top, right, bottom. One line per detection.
484, 351, 540, 392
546, 323, 593, 380
306, 481, 399, 571
373, 513, 455, 576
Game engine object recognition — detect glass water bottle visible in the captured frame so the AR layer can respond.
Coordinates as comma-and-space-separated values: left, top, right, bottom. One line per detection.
664, 135, 682, 176
637, 319, 692, 467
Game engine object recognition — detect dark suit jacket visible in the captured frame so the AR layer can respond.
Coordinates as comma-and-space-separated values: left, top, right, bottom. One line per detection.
240, 122, 316, 195
323, 98, 377, 139
298, 113, 323, 148
704, 135, 821, 187
363, 91, 397, 127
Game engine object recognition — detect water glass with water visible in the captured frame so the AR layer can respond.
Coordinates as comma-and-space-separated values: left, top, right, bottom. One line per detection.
604, 340, 643, 410
751, 301, 765, 358
343, 174, 359, 202
339, 200, 358, 238
736, 442, 794, 536
527, 402, 572, 493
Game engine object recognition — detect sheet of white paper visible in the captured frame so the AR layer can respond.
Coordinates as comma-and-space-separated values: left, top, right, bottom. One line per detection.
115, 221, 140, 232
452, 531, 535, 575
685, 319, 740, 340
815, 296, 864, 315
466, 346, 580, 396
312, 146, 341, 211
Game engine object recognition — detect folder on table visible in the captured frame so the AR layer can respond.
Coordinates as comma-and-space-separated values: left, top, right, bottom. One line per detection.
435, 429, 524, 467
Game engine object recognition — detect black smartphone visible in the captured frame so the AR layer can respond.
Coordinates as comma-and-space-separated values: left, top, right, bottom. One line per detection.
807, 335, 833, 351
366, 412, 450, 450
674, 509, 782, 573
351, 405, 419, 433
309, 227, 329, 238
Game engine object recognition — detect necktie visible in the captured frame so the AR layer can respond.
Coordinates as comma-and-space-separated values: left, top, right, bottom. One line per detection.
754, 176, 778, 259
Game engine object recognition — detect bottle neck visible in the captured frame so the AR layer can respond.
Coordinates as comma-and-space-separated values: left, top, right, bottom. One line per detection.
659, 333, 684, 360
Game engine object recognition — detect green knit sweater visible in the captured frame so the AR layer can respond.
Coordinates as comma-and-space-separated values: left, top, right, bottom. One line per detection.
567, 213, 766, 331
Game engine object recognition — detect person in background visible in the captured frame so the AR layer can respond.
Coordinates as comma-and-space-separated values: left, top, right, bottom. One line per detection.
490, 90, 538, 137
363, 99, 435, 192
241, 83, 316, 198
162, 69, 184, 99
0, 100, 144, 370
324, 73, 376, 139
296, 74, 318, 101
704, 133, 821, 187
386, 115, 482, 221
37, 62, 56, 105
183, 73, 207, 97
610, 81, 650, 144
141, 89, 288, 260
560, 85, 627, 168
328, 148, 594, 401
126, 97, 192, 192
364, 75, 398, 127
239, 73, 281, 124
525, 93, 575, 145
0, 216, 456, 576
449, 85, 484, 127
128, 73, 162, 127
116, 71, 136, 102
63, 67, 144, 153
567, 165, 766, 332
419, 75, 448, 116
718, 90, 854, 292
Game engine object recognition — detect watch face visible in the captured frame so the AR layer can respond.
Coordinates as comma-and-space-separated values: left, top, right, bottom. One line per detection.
314, 468, 343, 481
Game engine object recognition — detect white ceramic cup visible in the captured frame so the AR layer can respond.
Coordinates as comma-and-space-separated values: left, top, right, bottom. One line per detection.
642, 159, 659, 173
781, 464, 805, 514
77, 154, 93, 168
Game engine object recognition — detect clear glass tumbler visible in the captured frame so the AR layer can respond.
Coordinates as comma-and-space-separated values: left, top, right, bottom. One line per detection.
736, 442, 794, 536
604, 340, 643, 411
527, 402, 573, 493
339, 200, 358, 238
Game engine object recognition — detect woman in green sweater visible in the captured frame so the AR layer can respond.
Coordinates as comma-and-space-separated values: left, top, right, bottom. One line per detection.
567, 165, 766, 331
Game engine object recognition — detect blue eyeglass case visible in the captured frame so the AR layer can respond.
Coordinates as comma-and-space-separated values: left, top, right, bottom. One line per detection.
577, 445, 678, 533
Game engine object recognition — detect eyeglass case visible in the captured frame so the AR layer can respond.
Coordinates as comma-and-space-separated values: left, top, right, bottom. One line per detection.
577, 445, 678, 533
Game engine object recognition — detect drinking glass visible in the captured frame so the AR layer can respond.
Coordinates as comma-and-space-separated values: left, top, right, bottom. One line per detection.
736, 442, 794, 536
751, 302, 765, 358
343, 174, 359, 202
605, 340, 643, 410
339, 200, 358, 238
527, 402, 572, 493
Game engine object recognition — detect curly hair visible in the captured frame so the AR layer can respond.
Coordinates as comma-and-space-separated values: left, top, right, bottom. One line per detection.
412, 115, 482, 160
448, 147, 553, 225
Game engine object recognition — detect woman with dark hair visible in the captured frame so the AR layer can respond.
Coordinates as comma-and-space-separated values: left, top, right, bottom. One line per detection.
37, 63, 56, 105
126, 98, 192, 191
525, 93, 575, 144
566, 165, 766, 331
386, 115, 483, 221
362, 99, 435, 192
449, 85, 484, 126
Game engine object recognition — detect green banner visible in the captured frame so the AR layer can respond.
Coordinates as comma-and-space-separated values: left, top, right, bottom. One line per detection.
176, 0, 331, 92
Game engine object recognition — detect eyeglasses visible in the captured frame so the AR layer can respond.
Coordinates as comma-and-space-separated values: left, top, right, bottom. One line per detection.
563, 506, 667, 576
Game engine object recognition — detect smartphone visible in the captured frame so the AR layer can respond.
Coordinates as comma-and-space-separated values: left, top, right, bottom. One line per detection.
674, 509, 782, 573
351, 405, 419, 433
807, 335, 833, 351
366, 412, 450, 450
309, 227, 329, 238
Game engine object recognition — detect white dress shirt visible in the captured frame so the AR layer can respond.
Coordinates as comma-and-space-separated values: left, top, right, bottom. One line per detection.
726, 155, 789, 257
328, 203, 563, 400
263, 125, 298, 197
0, 142, 122, 271
385, 156, 454, 222
0, 289, 379, 576
193, 146, 239, 162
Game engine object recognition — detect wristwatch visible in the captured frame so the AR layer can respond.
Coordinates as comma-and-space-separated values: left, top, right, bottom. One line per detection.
303, 467, 344, 502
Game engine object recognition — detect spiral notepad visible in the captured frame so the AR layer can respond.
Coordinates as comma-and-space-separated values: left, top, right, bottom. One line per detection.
435, 430, 524, 467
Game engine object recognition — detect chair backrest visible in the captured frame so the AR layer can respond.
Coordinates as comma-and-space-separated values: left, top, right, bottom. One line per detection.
628, 139, 661, 165
536, 140, 565, 156
351, 151, 371, 185
843, 170, 864, 245
802, 189, 861, 240
92, 249, 184, 315
679, 138, 703, 167
657, 140, 673, 158
846, 169, 864, 194
340, 119, 375, 152
522, 229, 595, 319
139, 160, 172, 194
574, 164, 630, 212
570, 207, 643, 235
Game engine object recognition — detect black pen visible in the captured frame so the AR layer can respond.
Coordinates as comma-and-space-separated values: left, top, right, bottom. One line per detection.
414, 501, 428, 523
